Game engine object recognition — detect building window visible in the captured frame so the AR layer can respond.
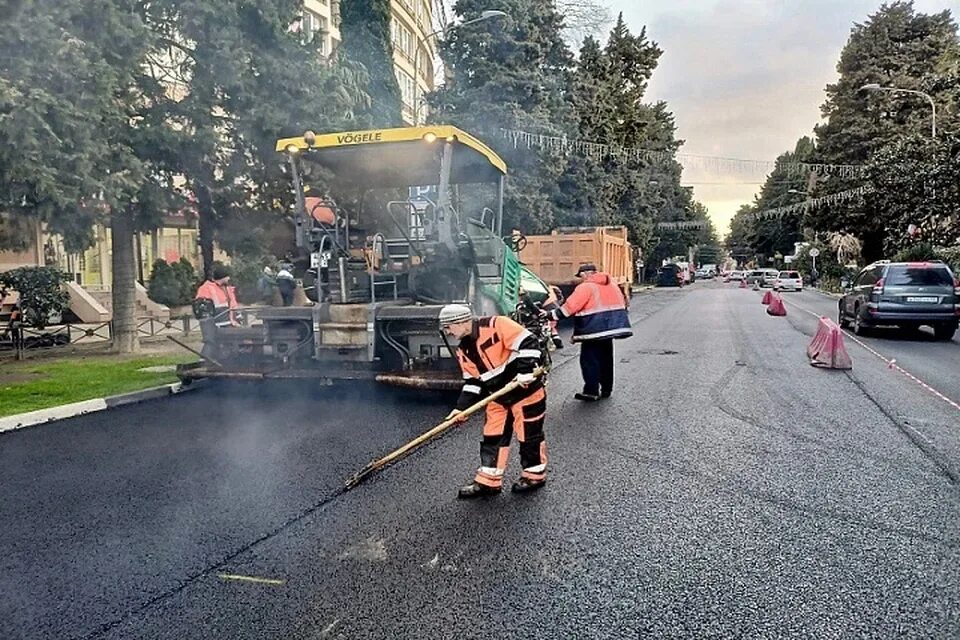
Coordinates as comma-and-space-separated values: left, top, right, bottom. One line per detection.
391, 18, 415, 61
395, 68, 416, 109
302, 10, 328, 42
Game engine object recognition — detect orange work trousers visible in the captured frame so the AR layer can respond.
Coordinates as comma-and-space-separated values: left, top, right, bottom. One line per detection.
474, 386, 547, 489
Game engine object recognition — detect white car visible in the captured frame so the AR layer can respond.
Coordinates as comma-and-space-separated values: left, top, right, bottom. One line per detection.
726, 270, 744, 282
774, 270, 803, 291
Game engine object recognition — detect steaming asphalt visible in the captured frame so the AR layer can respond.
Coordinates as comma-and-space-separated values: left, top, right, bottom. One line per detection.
2, 283, 959, 639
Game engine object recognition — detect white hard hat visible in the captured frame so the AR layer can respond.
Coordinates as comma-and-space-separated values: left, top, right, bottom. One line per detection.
438, 304, 473, 326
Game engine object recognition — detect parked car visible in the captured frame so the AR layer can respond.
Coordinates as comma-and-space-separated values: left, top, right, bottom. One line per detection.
745, 270, 766, 286
726, 270, 744, 282
657, 263, 683, 287
838, 261, 959, 340
774, 271, 803, 292
761, 269, 780, 287
695, 268, 714, 280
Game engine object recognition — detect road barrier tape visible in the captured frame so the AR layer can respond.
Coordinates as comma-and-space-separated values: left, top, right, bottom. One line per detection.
778, 294, 960, 414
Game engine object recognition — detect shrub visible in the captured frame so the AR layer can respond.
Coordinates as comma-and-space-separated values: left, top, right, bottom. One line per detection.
225, 256, 266, 304
893, 242, 937, 263
934, 246, 960, 273
0, 266, 71, 328
170, 258, 198, 304
147, 258, 198, 306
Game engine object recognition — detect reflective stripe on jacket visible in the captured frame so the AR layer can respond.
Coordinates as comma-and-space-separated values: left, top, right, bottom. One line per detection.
555, 272, 632, 342
454, 316, 543, 411
195, 280, 239, 326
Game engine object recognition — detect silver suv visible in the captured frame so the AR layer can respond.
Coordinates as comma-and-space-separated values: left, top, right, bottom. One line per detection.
839, 261, 959, 340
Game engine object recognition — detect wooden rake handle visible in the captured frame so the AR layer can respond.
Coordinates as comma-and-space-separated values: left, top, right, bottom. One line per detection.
344, 367, 545, 489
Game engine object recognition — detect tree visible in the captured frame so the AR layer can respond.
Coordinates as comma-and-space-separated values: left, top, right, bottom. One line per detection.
558, 13, 691, 257
338, 0, 403, 127
0, 267, 71, 329
1, 0, 161, 352
140, 0, 368, 279
741, 138, 815, 261
0, 1, 137, 254
429, 0, 575, 234
813, 1, 959, 260
556, 0, 612, 45
865, 131, 960, 254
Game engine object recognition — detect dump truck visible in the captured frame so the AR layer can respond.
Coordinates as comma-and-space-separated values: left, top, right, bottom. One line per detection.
176, 125, 554, 390
517, 226, 634, 299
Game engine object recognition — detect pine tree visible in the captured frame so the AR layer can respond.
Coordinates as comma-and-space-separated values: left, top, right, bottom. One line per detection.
430, 0, 575, 234
339, 0, 403, 127
141, 0, 368, 277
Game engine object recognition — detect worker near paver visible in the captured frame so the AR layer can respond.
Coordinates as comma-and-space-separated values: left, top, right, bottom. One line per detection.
275, 263, 297, 307
542, 285, 565, 350
194, 265, 239, 327
439, 304, 548, 499
549, 263, 632, 401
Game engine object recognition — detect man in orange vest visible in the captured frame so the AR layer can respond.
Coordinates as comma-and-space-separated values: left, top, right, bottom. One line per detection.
440, 304, 547, 499
549, 263, 632, 401
194, 265, 239, 327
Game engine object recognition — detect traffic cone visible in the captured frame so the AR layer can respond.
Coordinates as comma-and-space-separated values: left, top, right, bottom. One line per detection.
766, 293, 786, 316
739, 279, 748, 289
807, 317, 852, 369
761, 290, 773, 305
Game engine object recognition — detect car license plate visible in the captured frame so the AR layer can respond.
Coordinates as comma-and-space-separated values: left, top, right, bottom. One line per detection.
906, 296, 938, 303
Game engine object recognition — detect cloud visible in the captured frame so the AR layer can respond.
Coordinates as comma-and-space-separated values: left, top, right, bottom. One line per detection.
609, 0, 956, 233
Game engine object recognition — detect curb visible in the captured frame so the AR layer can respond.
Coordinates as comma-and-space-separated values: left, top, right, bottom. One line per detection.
0, 381, 203, 435
814, 289, 843, 300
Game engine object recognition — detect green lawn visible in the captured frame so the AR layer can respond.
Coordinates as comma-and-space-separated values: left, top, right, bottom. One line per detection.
0, 354, 196, 417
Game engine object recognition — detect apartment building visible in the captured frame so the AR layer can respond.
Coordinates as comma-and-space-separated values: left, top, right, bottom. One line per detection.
302, 0, 342, 58
300, 0, 436, 124
389, 0, 436, 124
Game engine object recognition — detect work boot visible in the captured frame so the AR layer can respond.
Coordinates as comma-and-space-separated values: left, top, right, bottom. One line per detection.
552, 335, 564, 350
457, 481, 501, 500
574, 392, 600, 402
511, 477, 546, 493
600, 390, 612, 399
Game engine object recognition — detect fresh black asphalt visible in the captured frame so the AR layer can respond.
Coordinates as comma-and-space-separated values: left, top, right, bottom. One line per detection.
2, 284, 957, 639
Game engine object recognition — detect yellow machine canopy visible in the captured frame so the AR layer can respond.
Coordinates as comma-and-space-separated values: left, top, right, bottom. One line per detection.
276, 125, 507, 188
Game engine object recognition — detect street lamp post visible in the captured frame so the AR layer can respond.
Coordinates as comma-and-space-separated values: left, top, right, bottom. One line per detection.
412, 10, 507, 126
859, 83, 937, 139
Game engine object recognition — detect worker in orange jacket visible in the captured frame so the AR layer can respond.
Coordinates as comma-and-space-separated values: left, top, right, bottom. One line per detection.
194, 265, 239, 327
440, 304, 548, 499
549, 263, 632, 401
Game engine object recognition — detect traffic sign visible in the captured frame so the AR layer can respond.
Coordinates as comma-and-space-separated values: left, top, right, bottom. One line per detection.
809, 248, 820, 257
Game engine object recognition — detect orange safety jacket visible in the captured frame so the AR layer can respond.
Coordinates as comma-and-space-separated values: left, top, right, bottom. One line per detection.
553, 272, 632, 342
454, 316, 543, 411
195, 280, 239, 327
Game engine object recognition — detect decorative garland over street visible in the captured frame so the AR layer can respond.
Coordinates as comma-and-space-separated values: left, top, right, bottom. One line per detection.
749, 187, 871, 221
499, 128, 865, 178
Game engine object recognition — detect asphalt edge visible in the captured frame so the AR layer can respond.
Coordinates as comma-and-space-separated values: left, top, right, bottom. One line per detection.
0, 381, 205, 435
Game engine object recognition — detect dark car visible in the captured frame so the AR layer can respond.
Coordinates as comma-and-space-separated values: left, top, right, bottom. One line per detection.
657, 263, 683, 287
838, 261, 959, 340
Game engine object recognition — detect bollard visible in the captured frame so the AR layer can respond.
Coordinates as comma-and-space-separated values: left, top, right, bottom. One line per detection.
766, 293, 787, 316
807, 316, 852, 369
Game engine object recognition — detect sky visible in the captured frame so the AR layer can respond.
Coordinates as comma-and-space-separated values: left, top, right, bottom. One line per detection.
609, 0, 956, 236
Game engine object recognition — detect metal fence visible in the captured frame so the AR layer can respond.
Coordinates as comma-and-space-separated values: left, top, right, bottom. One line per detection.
1, 317, 200, 360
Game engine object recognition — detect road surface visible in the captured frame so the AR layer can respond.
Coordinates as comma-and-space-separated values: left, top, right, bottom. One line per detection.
2, 283, 958, 639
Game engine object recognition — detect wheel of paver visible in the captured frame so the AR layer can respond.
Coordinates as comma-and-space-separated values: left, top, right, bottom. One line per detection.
837, 304, 849, 329
853, 306, 868, 336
